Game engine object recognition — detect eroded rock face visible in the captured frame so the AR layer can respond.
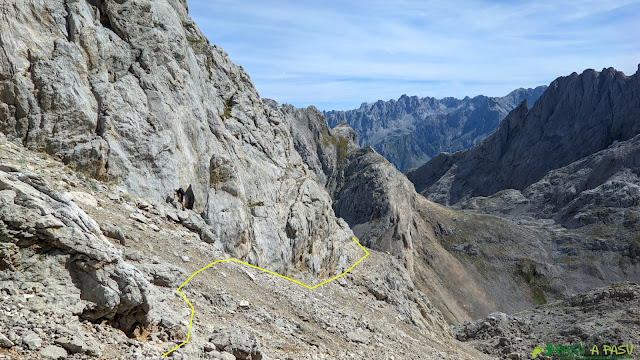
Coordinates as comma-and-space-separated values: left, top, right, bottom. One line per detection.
0, 0, 356, 277
323, 87, 547, 172
0, 166, 150, 333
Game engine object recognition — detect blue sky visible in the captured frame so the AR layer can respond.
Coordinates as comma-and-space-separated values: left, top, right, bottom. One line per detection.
188, 0, 640, 110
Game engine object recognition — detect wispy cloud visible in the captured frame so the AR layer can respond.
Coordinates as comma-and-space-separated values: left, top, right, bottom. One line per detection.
188, 0, 640, 110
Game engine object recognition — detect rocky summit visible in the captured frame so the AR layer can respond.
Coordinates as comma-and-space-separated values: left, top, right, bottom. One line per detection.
0, 0, 639, 360
322, 87, 546, 172
407, 67, 640, 207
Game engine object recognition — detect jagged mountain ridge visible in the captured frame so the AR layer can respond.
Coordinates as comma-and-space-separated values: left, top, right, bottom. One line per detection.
408, 66, 640, 206
322, 86, 547, 172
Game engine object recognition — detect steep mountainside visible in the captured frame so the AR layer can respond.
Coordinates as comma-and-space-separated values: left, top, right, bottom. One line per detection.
0, 0, 356, 278
0, 0, 483, 359
1, 0, 639, 359
323, 86, 546, 172
269, 102, 640, 326
408, 67, 640, 206
0, 132, 485, 359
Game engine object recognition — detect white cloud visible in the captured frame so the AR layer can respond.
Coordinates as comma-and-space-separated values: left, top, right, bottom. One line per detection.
188, 0, 640, 109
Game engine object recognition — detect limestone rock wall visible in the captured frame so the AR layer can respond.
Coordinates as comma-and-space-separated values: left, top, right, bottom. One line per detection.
0, 0, 354, 276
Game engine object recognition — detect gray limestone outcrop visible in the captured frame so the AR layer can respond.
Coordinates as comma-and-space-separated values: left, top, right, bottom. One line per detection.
0, 165, 151, 334
323, 87, 546, 172
275, 101, 524, 323
0, 0, 357, 278
0, 132, 486, 359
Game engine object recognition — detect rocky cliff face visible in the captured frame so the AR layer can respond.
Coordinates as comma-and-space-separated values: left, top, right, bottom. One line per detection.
402, 66, 640, 323
0, 1, 484, 359
0, 0, 358, 278
322, 87, 546, 172
1, 132, 484, 359
408, 67, 640, 206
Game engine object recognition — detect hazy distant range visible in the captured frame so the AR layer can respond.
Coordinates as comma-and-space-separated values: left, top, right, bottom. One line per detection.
323, 86, 547, 172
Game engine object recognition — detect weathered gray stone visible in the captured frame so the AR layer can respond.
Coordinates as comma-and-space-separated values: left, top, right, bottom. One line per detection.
100, 222, 126, 243
346, 328, 370, 344
0, 169, 152, 334
22, 332, 42, 350
209, 327, 262, 360
0, 332, 14, 348
129, 212, 150, 224
40, 345, 68, 359
54, 337, 86, 354
200, 226, 217, 244
182, 214, 206, 231
140, 263, 187, 288
64, 191, 98, 208
238, 300, 250, 310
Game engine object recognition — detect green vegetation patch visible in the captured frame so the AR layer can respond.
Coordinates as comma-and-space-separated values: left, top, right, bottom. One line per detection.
221, 98, 233, 120
515, 259, 552, 305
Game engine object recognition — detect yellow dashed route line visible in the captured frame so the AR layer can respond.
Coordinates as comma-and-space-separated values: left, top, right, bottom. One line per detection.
162, 237, 370, 357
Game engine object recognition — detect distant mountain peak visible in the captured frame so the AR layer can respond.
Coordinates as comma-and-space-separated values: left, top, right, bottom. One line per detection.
322, 86, 547, 172
407, 66, 640, 206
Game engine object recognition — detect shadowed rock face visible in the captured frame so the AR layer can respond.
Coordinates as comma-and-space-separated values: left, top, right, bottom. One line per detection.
0, 0, 359, 277
408, 67, 640, 206
323, 87, 546, 172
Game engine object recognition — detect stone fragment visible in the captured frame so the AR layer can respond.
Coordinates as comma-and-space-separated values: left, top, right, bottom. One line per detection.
346, 328, 370, 344
0, 333, 14, 348
129, 212, 150, 224
0, 163, 20, 172
182, 214, 206, 231
177, 210, 189, 222
498, 337, 510, 347
100, 222, 126, 243
0, 189, 16, 204
40, 345, 68, 359
209, 327, 262, 360
54, 337, 86, 354
166, 211, 180, 222
200, 226, 217, 244
136, 200, 151, 210
23, 332, 42, 350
